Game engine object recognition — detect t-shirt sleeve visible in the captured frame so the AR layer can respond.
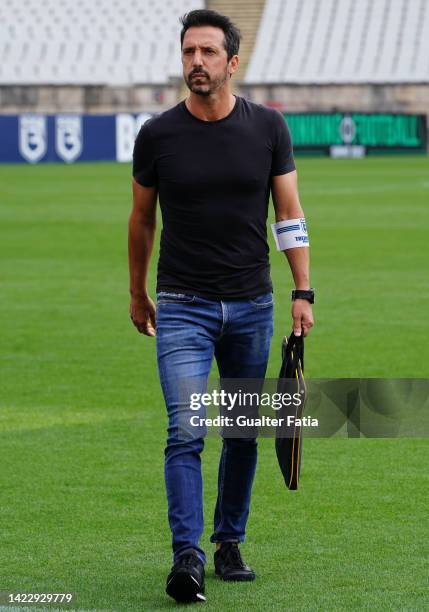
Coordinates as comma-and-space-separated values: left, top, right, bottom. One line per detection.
270, 110, 296, 176
132, 120, 157, 187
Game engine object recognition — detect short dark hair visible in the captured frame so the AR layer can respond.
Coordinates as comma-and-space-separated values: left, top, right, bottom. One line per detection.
180, 9, 241, 60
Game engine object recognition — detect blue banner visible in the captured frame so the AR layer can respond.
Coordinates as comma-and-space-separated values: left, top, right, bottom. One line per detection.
1, 112, 426, 163
0, 113, 153, 164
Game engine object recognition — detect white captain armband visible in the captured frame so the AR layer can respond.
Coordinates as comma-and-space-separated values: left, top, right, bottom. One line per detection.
271, 218, 309, 251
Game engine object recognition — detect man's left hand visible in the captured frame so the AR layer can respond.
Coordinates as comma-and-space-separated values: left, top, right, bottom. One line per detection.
292, 299, 314, 337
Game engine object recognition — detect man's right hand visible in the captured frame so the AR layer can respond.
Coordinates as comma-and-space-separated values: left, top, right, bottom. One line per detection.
129, 295, 156, 336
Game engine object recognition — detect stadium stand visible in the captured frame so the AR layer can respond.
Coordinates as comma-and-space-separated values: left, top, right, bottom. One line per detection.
0, 0, 428, 115
0, 0, 203, 85
246, 0, 429, 84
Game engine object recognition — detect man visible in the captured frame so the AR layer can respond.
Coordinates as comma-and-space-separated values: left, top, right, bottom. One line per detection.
128, 9, 314, 604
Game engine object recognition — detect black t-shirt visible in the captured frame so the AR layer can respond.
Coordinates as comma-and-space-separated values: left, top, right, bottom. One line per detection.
132, 95, 295, 299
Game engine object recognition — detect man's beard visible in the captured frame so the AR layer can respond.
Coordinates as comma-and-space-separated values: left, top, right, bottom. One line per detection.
185, 66, 228, 96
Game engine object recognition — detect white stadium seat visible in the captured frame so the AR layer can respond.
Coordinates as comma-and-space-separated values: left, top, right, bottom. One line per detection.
245, 0, 429, 84
0, 0, 203, 85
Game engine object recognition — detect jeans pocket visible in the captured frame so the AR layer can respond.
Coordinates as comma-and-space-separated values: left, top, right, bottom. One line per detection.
249, 292, 274, 308
157, 291, 195, 305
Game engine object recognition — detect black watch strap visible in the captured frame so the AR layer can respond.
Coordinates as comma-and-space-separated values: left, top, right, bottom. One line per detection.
291, 289, 315, 304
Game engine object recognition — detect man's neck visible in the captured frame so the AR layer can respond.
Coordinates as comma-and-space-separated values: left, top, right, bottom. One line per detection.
185, 90, 237, 122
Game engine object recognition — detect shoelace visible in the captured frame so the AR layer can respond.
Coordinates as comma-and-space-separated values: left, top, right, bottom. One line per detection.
223, 544, 245, 569
178, 553, 200, 569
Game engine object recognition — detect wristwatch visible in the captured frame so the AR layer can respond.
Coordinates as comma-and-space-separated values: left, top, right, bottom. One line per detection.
291, 288, 315, 304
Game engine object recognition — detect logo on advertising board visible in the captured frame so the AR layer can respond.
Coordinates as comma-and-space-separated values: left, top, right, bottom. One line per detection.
339, 115, 357, 144
55, 115, 83, 163
116, 113, 153, 162
19, 115, 47, 163
332, 115, 365, 158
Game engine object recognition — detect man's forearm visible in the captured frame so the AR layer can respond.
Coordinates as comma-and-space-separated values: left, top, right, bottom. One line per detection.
128, 215, 156, 298
284, 247, 310, 290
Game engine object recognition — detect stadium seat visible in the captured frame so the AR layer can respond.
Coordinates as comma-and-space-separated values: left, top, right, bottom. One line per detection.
0, 0, 203, 85
245, 0, 429, 84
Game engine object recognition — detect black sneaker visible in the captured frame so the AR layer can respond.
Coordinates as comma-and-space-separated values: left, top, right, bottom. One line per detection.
214, 542, 256, 581
166, 549, 206, 603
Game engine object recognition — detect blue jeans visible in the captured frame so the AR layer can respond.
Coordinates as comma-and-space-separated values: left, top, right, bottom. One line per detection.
156, 291, 274, 564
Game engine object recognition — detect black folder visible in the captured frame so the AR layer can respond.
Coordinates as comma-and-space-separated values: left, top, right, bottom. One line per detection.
275, 333, 306, 490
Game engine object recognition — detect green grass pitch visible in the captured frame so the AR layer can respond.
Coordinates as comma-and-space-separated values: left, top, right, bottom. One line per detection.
0, 157, 427, 611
